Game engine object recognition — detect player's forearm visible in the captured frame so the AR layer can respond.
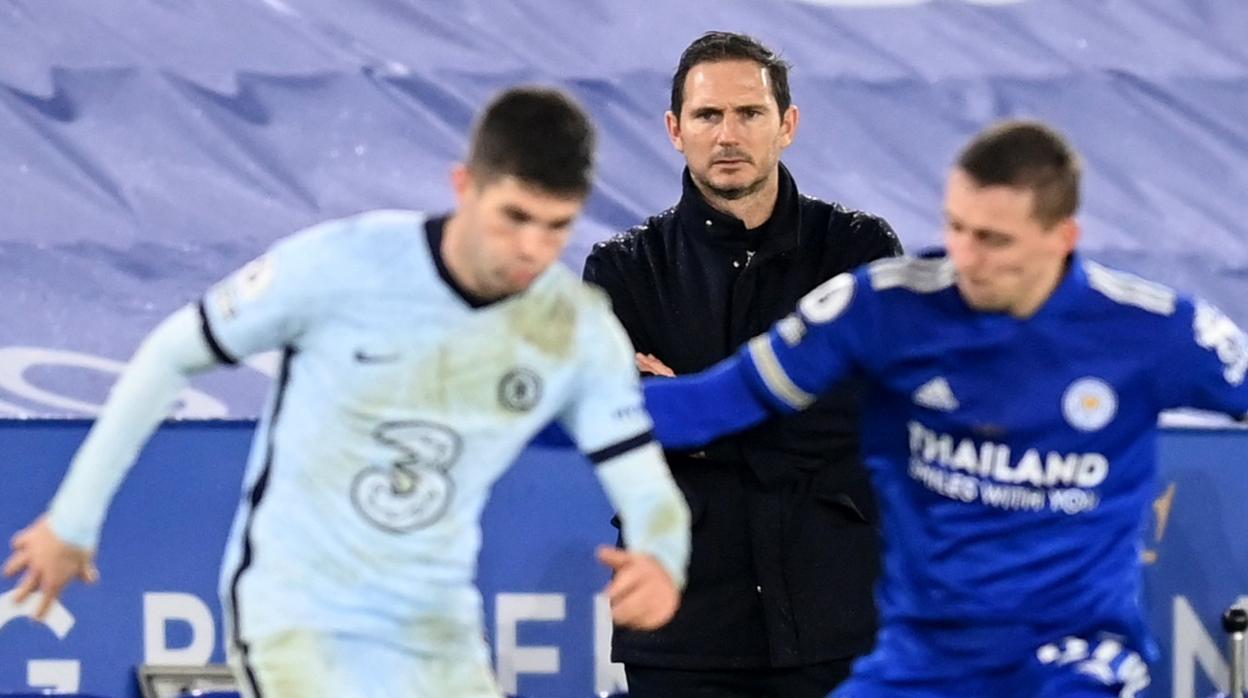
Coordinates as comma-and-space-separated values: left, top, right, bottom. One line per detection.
48, 305, 218, 549
643, 356, 774, 449
596, 444, 691, 589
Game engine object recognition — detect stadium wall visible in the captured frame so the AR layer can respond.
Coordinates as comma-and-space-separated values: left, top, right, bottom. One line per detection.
0, 420, 1243, 698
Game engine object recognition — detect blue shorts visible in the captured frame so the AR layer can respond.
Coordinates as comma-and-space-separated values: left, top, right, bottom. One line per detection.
831, 624, 1151, 698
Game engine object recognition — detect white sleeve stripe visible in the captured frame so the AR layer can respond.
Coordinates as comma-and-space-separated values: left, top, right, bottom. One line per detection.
1085, 262, 1177, 315
869, 257, 956, 293
747, 335, 816, 410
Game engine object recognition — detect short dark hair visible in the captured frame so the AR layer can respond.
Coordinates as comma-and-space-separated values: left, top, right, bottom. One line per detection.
467, 86, 595, 197
670, 31, 791, 119
956, 120, 1082, 226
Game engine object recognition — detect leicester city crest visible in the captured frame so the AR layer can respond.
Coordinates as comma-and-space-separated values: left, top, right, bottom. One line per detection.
1062, 377, 1118, 432
499, 368, 542, 412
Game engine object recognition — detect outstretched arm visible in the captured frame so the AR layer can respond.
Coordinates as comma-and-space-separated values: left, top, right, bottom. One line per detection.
4, 304, 219, 618
643, 353, 777, 449
5, 220, 333, 619
645, 270, 871, 450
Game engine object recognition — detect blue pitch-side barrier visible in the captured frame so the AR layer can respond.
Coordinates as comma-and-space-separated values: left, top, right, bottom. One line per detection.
0, 421, 1244, 698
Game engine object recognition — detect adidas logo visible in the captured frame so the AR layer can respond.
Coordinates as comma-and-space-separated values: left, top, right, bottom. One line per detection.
913, 377, 959, 412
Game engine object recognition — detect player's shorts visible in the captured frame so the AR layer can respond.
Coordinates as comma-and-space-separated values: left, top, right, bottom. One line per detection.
831, 623, 1151, 698
228, 629, 503, 698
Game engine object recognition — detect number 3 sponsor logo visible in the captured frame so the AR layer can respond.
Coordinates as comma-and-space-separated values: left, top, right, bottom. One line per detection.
351, 421, 462, 533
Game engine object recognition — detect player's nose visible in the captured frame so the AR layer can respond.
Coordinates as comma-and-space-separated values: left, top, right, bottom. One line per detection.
715, 119, 742, 146
515, 225, 548, 264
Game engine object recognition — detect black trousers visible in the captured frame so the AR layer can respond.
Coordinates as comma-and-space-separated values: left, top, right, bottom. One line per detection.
624, 658, 854, 698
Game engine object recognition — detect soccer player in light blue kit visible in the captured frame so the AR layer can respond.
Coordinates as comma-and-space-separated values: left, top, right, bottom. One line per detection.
641, 121, 1248, 697
3, 87, 691, 698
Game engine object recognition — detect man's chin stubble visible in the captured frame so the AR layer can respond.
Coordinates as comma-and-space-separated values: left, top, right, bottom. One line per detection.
702, 175, 767, 201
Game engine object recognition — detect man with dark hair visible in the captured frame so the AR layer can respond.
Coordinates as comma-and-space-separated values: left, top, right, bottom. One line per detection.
584, 31, 901, 698
642, 119, 1248, 696
668, 30, 793, 139
467, 87, 596, 196
3, 85, 691, 698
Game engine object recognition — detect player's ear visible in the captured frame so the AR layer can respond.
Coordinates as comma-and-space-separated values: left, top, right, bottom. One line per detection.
1057, 217, 1080, 253
450, 164, 474, 205
665, 111, 684, 153
779, 104, 799, 148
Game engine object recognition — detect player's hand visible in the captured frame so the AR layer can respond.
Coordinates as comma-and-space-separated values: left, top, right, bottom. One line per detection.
596, 545, 680, 630
3, 515, 98, 621
635, 353, 675, 378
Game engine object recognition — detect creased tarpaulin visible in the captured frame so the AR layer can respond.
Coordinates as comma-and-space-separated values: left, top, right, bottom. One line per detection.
1, 0, 1245, 418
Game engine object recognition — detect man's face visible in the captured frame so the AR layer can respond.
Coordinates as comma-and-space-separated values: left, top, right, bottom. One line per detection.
944, 168, 1077, 315
667, 59, 796, 200
453, 169, 583, 299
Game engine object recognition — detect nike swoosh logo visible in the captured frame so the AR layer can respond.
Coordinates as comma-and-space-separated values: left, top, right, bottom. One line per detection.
354, 350, 399, 364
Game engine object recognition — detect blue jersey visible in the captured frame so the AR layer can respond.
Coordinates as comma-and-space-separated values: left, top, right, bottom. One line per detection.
649, 252, 1248, 675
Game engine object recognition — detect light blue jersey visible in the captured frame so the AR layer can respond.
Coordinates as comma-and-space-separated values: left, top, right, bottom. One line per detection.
645, 252, 1248, 694
49, 209, 689, 673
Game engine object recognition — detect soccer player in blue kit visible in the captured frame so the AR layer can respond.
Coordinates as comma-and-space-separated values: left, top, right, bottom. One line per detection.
642, 120, 1248, 697
3, 86, 691, 698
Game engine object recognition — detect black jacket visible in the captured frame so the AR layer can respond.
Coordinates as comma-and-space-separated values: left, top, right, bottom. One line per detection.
584, 164, 901, 669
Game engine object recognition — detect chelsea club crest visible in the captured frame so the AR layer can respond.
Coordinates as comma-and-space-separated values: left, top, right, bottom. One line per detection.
499, 368, 542, 412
